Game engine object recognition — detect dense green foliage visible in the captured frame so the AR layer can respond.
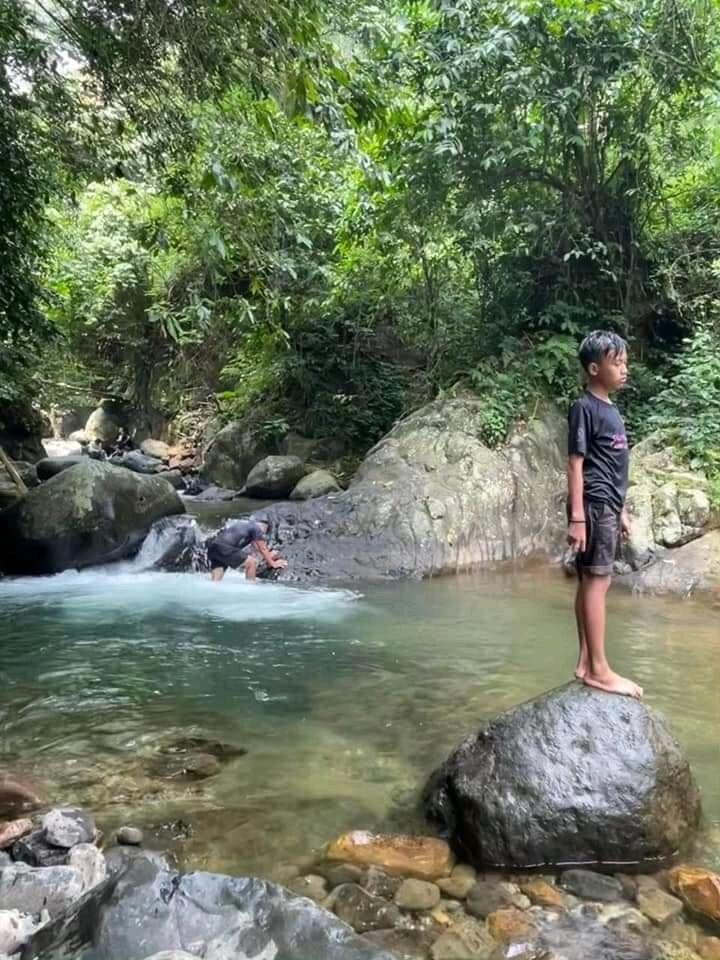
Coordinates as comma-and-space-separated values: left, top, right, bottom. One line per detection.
2, 0, 720, 475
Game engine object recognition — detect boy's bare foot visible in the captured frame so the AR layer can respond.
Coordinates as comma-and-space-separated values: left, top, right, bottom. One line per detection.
582, 670, 643, 699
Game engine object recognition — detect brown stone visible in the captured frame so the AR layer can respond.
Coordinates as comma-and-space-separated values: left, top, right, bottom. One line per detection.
430, 917, 495, 959
520, 878, 566, 908
637, 888, 684, 925
0, 774, 45, 818
0, 818, 32, 849
486, 907, 536, 942
669, 866, 720, 924
700, 937, 720, 960
325, 831, 453, 881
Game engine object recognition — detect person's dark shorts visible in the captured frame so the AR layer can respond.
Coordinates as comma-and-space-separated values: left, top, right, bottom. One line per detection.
206, 538, 269, 576
569, 500, 621, 577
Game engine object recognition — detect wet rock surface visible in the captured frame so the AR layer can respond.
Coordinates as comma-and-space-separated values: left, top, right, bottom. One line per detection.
424, 683, 701, 869
246, 397, 566, 582
0, 460, 185, 575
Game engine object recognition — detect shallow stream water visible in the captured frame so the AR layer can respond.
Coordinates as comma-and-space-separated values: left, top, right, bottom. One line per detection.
1, 531, 718, 880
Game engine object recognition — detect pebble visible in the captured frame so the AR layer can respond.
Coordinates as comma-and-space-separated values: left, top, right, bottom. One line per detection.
519, 877, 566, 908
451, 863, 478, 884
324, 862, 364, 888
116, 826, 143, 846
68, 843, 107, 892
42, 808, 96, 848
363, 927, 441, 958
362, 865, 402, 899
637, 888, 684, 925
0, 819, 32, 850
560, 868, 624, 902
438, 873, 476, 899
430, 917, 495, 959
439, 897, 463, 912
486, 907, 537, 942
328, 882, 402, 933
394, 878, 441, 911
466, 879, 523, 919
287, 874, 327, 903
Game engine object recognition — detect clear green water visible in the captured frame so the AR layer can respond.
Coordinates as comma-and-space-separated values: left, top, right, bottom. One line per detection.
1, 560, 718, 880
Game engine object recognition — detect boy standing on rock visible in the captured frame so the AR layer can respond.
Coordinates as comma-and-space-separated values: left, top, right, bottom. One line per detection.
566, 331, 642, 699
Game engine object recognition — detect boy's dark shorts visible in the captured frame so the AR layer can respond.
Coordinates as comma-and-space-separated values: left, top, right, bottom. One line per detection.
206, 538, 273, 577
569, 500, 621, 577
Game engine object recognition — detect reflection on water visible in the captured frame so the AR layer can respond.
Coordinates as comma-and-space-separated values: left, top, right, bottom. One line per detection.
0, 567, 718, 878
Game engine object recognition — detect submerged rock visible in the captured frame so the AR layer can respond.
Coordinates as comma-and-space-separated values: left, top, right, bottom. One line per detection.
326, 831, 454, 881
0, 774, 45, 819
669, 866, 720, 926
243, 454, 306, 498
0, 459, 185, 575
249, 396, 566, 581
92, 855, 394, 960
424, 683, 701, 869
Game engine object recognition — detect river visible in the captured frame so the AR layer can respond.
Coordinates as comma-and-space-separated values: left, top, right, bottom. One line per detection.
1, 528, 717, 880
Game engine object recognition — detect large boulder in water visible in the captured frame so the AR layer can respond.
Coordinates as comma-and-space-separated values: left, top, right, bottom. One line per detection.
243, 454, 306, 498
36, 455, 86, 480
250, 395, 566, 580
90, 855, 393, 960
423, 683, 702, 870
84, 401, 124, 446
0, 459, 185, 575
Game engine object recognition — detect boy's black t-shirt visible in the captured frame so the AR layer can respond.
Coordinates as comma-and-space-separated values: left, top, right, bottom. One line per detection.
212, 519, 264, 550
568, 391, 629, 512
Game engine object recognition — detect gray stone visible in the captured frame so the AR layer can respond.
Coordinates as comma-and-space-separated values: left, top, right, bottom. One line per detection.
68, 843, 107, 891
394, 878, 441, 911
112, 450, 168, 475
0, 853, 11, 867
11, 829, 67, 867
117, 827, 144, 847
324, 863, 365, 888
244, 455, 306, 499
290, 469, 341, 500
0, 909, 39, 956
85, 403, 123, 445
245, 398, 566, 582
616, 529, 720, 599
466, 879, 521, 918
36, 455, 86, 480
0, 460, 185, 575
560, 870, 624, 902
160, 469, 186, 491
201, 419, 280, 490
93, 857, 393, 959
328, 882, 402, 933
361, 867, 402, 900
287, 874, 328, 903
0, 863, 85, 917
42, 808, 96, 848
424, 683, 701, 869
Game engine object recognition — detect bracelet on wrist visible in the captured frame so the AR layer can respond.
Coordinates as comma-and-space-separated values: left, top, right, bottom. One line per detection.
569, 518, 585, 523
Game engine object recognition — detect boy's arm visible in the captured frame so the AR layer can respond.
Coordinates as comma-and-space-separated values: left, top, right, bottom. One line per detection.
252, 539, 287, 569
567, 456, 586, 550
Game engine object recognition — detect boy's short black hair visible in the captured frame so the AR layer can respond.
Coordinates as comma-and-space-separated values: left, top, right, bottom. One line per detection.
578, 330, 628, 371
